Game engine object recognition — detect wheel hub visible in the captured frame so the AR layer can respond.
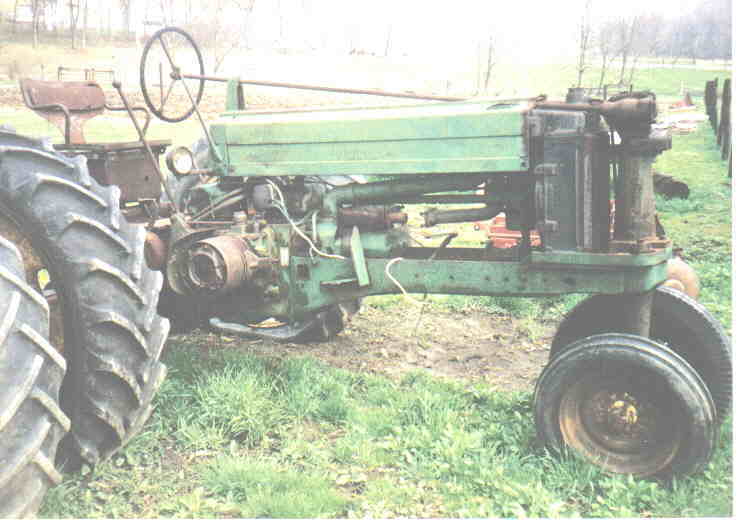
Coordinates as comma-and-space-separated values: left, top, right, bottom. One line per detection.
559, 376, 681, 476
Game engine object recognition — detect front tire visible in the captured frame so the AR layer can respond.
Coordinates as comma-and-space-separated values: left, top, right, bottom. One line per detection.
535, 333, 717, 478
550, 286, 732, 423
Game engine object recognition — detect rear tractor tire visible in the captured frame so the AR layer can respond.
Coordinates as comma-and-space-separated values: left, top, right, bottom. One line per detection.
0, 131, 169, 476
535, 333, 717, 478
0, 237, 70, 518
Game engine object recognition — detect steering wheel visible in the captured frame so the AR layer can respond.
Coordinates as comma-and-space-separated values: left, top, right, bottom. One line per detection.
139, 27, 205, 123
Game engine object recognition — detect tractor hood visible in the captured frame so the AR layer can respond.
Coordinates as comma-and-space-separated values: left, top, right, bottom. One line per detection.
208, 100, 528, 177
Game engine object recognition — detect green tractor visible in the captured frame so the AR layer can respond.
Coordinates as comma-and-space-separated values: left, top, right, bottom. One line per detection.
0, 27, 730, 517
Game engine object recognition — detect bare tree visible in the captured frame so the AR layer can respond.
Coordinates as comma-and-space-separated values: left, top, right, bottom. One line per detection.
81, 0, 87, 48
576, 0, 593, 87
29, 0, 54, 48
475, 33, 496, 95
119, 0, 133, 41
384, 24, 392, 57
624, 13, 663, 84
31, 0, 42, 47
614, 16, 638, 84
69, 0, 81, 49
185, 0, 257, 73
159, 0, 176, 26
596, 20, 619, 89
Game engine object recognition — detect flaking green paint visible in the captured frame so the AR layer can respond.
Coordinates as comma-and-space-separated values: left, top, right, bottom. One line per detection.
211, 100, 526, 176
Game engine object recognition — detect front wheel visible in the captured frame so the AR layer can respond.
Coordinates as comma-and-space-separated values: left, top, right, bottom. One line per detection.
535, 333, 717, 478
550, 286, 732, 424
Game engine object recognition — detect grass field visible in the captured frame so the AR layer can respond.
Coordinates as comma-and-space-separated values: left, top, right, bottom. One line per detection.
0, 63, 733, 518
39, 347, 733, 518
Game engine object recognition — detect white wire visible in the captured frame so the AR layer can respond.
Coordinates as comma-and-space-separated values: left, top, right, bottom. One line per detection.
265, 181, 425, 304
265, 179, 346, 261
266, 178, 286, 205
384, 257, 426, 306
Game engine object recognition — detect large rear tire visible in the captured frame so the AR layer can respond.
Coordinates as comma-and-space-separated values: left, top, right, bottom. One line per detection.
0, 237, 70, 518
0, 131, 169, 472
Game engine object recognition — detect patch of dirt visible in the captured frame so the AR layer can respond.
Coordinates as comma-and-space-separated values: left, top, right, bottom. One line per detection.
167, 303, 554, 393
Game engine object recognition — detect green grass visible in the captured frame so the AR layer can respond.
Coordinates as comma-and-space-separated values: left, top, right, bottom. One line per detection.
201, 457, 347, 518
0, 107, 204, 149
484, 61, 729, 101
653, 120, 732, 330
39, 350, 733, 518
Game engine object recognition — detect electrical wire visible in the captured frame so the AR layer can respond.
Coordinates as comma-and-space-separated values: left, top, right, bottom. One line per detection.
265, 179, 346, 261
384, 257, 427, 306
385, 257, 430, 339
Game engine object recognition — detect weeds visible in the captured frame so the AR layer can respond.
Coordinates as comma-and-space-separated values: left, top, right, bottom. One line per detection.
200, 457, 348, 518
39, 349, 733, 518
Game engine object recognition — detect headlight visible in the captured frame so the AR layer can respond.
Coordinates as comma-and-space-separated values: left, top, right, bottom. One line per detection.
166, 146, 195, 177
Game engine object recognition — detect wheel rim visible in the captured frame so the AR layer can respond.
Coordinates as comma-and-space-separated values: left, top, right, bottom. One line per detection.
550, 289, 732, 424
0, 211, 64, 352
559, 375, 682, 476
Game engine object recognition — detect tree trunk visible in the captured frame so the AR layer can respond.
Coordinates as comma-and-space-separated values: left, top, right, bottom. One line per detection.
627, 54, 638, 84
619, 50, 628, 83
12, 0, 18, 34
598, 54, 607, 89
483, 35, 495, 92
576, 1, 592, 88
81, 1, 87, 49
70, 1, 78, 50
475, 42, 482, 94
31, 0, 39, 47
123, 1, 132, 40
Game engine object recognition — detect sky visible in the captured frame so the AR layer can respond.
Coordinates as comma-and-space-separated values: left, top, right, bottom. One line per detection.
11, 0, 714, 64
237, 0, 710, 62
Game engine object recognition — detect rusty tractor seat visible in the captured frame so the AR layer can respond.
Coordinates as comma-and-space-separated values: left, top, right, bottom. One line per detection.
19, 78, 171, 202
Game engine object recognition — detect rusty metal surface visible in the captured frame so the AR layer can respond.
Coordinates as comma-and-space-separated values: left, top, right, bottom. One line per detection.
19, 79, 107, 143
20, 79, 106, 111
183, 73, 465, 102
112, 80, 178, 207
474, 213, 541, 249
558, 372, 681, 476
62, 142, 169, 201
19, 79, 170, 201
613, 139, 660, 246
423, 204, 502, 227
145, 231, 167, 271
337, 207, 408, 230
186, 235, 256, 293
533, 95, 657, 137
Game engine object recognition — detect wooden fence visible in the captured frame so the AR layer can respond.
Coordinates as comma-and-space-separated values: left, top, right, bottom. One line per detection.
705, 78, 732, 177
